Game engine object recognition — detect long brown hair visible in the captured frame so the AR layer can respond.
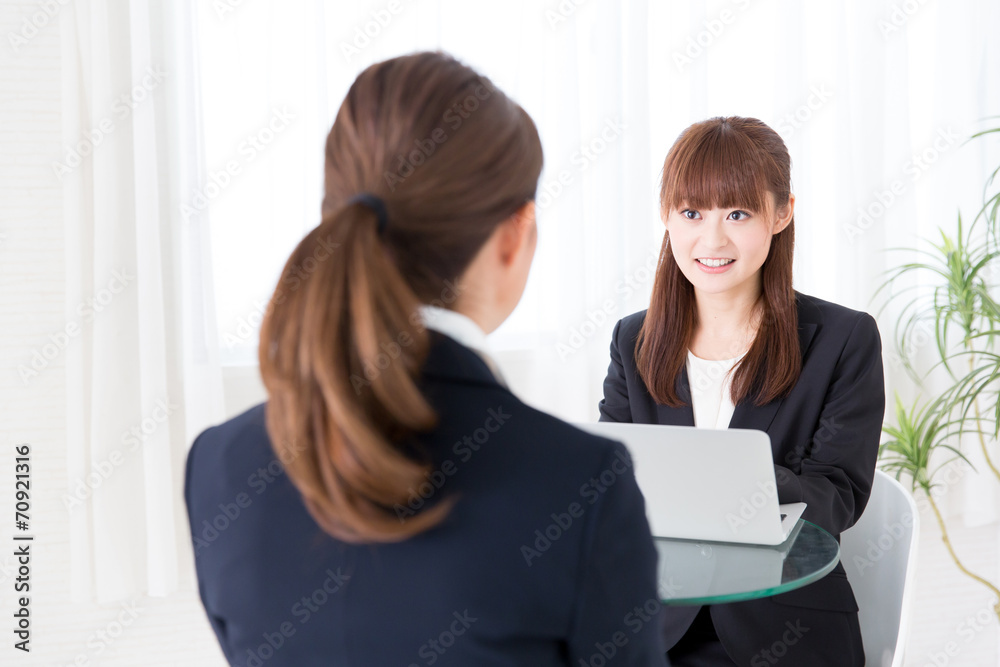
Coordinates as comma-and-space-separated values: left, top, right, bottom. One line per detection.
258, 52, 543, 543
636, 116, 798, 408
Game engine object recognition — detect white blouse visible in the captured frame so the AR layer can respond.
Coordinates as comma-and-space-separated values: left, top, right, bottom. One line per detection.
685, 349, 747, 429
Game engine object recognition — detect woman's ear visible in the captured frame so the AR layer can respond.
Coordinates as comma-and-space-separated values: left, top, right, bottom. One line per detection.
497, 201, 536, 267
773, 193, 795, 234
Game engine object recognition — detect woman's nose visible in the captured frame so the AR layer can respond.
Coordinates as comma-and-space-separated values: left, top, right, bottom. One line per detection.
703, 218, 728, 248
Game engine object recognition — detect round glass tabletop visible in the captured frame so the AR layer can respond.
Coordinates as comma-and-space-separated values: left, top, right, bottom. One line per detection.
655, 519, 840, 605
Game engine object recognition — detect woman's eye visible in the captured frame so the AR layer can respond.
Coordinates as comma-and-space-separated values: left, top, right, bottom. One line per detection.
728, 210, 751, 221
681, 209, 700, 220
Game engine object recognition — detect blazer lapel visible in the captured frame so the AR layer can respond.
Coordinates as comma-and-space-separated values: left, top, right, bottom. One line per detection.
728, 320, 818, 432
654, 366, 695, 426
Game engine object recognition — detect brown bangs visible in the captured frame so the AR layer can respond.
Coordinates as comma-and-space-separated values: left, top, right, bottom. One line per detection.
660, 124, 773, 216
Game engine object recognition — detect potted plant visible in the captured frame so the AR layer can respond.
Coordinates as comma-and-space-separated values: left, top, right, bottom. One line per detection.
873, 120, 1000, 622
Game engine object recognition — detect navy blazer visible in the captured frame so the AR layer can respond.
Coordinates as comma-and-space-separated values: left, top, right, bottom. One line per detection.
598, 291, 885, 667
185, 330, 669, 666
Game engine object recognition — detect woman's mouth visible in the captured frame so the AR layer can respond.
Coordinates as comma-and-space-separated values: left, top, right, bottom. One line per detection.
696, 258, 735, 273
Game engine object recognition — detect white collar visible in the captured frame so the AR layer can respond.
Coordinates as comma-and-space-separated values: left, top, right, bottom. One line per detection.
418, 305, 507, 387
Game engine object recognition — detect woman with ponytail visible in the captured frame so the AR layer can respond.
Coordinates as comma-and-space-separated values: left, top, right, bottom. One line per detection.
185, 52, 668, 666
598, 116, 884, 666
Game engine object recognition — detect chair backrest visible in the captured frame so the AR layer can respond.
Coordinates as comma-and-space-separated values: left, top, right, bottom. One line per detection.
840, 470, 920, 667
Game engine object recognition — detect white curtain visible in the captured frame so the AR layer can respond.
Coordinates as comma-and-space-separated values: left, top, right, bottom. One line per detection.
62, 0, 224, 603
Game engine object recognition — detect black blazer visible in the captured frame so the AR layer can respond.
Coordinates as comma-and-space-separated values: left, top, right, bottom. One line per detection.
598, 291, 885, 667
185, 330, 669, 666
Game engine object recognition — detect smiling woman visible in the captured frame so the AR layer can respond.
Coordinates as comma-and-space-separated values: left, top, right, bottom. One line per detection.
598, 116, 885, 666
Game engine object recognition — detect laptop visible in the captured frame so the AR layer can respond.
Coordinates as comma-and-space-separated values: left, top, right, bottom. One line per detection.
572, 422, 807, 546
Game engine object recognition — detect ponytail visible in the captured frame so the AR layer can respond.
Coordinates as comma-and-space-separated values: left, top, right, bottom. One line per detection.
258, 201, 453, 543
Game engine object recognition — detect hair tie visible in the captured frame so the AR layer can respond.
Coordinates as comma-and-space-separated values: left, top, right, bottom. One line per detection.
348, 193, 389, 236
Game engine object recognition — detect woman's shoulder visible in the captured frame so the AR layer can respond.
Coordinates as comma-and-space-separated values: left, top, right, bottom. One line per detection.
185, 403, 272, 495
795, 290, 877, 332
615, 309, 648, 339
188, 403, 268, 459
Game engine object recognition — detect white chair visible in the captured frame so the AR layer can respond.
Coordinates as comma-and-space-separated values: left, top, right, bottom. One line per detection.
840, 469, 920, 667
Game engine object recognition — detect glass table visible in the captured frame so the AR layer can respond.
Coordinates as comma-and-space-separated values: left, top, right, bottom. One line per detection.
655, 519, 840, 605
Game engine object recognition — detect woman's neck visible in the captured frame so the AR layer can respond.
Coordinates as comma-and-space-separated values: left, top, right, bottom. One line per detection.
690, 286, 762, 359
